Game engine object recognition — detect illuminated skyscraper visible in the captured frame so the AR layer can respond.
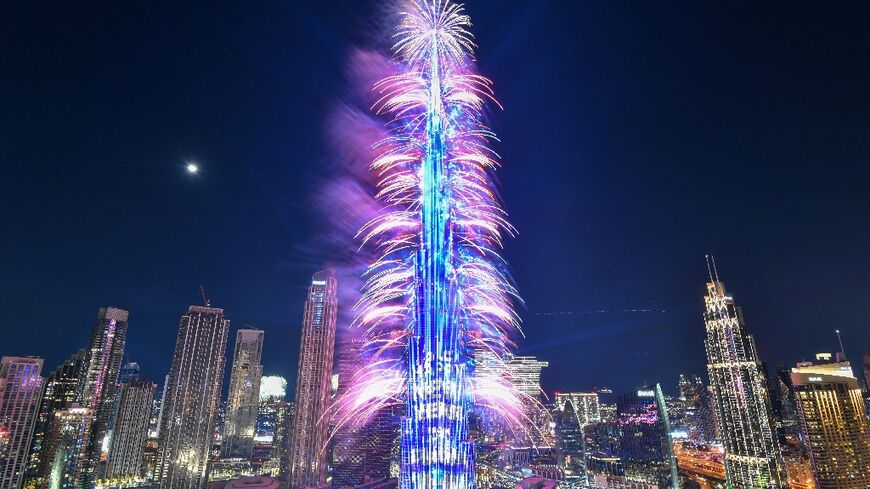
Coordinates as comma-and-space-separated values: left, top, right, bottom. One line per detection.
222, 328, 264, 459
791, 361, 870, 488
105, 361, 142, 459
554, 397, 586, 486
332, 339, 398, 487
0, 356, 44, 489
332, 338, 366, 487
24, 350, 86, 488
156, 305, 230, 489
255, 376, 288, 477
79, 307, 129, 487
554, 393, 600, 427
106, 380, 156, 479
702, 259, 785, 488
288, 269, 337, 488
44, 405, 93, 489
507, 355, 549, 400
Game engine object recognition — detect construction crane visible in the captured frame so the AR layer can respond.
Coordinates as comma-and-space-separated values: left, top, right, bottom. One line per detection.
199, 284, 211, 307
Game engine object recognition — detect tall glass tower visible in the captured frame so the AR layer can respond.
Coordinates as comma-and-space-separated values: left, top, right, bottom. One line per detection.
80, 307, 129, 487
24, 349, 86, 488
106, 380, 155, 479
156, 305, 229, 489
288, 269, 337, 488
222, 328, 264, 459
0, 356, 44, 489
702, 258, 785, 488
791, 361, 870, 488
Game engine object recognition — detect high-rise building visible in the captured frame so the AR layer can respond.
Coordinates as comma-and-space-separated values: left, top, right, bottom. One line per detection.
79, 307, 129, 487
288, 269, 338, 488
507, 355, 549, 400
616, 388, 673, 488
105, 361, 142, 460
791, 361, 870, 488
255, 376, 288, 477
43, 405, 93, 489
156, 305, 230, 489
332, 338, 366, 487
702, 262, 786, 487
106, 380, 156, 480
222, 329, 264, 459
507, 355, 551, 447
331, 338, 398, 487
0, 356, 44, 489
554, 393, 600, 427
674, 374, 706, 442
554, 397, 586, 486
24, 350, 87, 488
554, 392, 600, 487
582, 387, 678, 488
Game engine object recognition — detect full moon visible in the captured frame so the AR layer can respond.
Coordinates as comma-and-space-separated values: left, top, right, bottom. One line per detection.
186, 163, 199, 174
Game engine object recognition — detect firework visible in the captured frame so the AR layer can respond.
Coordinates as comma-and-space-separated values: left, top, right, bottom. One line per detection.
331, 2, 532, 487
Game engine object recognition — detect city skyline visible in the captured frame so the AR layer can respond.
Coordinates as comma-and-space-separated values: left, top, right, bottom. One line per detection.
2, 2, 870, 487
4, 1, 870, 399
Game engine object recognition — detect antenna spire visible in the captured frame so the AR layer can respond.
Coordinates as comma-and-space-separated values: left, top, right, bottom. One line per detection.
835, 329, 846, 358
705, 254, 723, 292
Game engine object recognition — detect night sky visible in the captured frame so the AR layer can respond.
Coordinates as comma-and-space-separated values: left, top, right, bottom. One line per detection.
3, 1, 869, 398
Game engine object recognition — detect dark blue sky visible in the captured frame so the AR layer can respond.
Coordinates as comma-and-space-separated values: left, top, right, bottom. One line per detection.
2, 1, 869, 397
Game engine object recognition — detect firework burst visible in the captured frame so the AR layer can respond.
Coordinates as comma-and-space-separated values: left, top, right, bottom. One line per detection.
330, 2, 535, 486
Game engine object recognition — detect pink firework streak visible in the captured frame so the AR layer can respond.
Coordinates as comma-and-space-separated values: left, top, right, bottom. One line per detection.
327, 0, 542, 449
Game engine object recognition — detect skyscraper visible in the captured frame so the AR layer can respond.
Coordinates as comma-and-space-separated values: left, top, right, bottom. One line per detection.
702, 260, 785, 488
106, 380, 156, 480
791, 361, 870, 488
0, 356, 44, 489
332, 338, 366, 487
156, 305, 230, 489
554, 397, 586, 486
79, 307, 129, 486
222, 328, 264, 459
674, 374, 707, 442
43, 405, 93, 489
331, 338, 398, 487
256, 376, 288, 477
24, 350, 87, 488
105, 361, 142, 459
288, 269, 338, 488
554, 393, 600, 427
507, 355, 549, 400
616, 388, 674, 487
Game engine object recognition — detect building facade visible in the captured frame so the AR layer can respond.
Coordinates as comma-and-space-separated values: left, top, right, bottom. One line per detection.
156, 305, 229, 489
79, 307, 129, 487
791, 361, 870, 488
0, 356, 44, 489
288, 269, 338, 488
702, 267, 786, 488
24, 350, 87, 488
222, 328, 264, 459
43, 405, 93, 489
507, 355, 549, 400
106, 380, 156, 479
555, 392, 601, 427
332, 338, 398, 487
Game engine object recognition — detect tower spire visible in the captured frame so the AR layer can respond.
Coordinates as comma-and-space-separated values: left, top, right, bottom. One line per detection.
705, 254, 722, 294
835, 329, 847, 360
